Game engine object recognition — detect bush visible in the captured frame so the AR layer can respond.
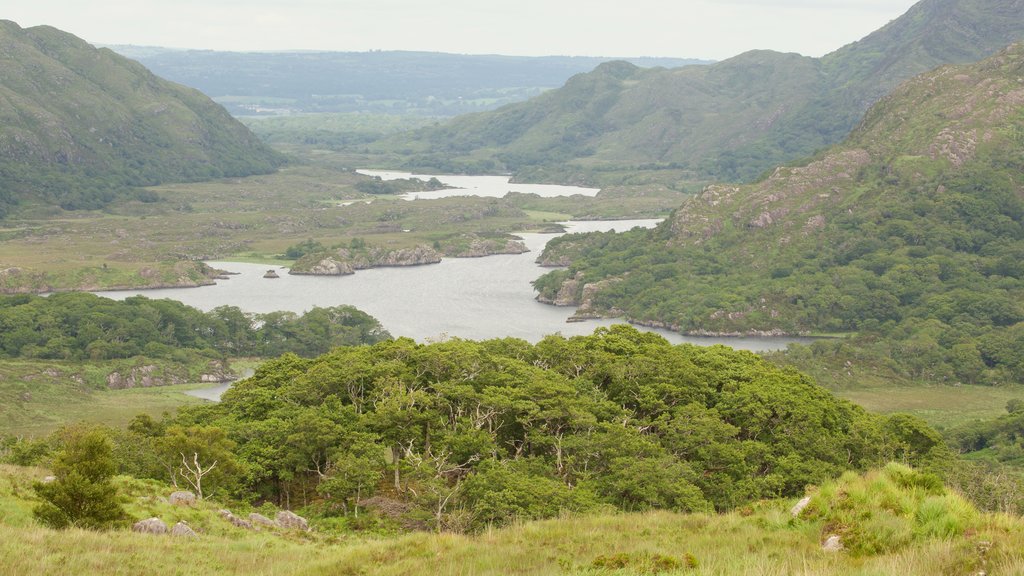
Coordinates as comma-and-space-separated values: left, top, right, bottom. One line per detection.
32, 427, 127, 530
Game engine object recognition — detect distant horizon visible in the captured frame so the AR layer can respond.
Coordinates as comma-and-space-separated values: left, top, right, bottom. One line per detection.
5, 1, 920, 62
101, 43, 713, 63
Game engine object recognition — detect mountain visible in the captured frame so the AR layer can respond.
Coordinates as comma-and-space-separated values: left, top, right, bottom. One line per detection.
385, 0, 1024, 182
534, 43, 1024, 386
0, 21, 284, 217
113, 49, 707, 117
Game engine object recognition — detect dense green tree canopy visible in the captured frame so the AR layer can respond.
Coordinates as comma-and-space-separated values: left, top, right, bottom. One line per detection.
0, 293, 390, 361
164, 326, 945, 530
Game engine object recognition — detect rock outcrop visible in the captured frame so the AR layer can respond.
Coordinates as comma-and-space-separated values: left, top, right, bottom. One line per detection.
107, 365, 186, 390
442, 234, 529, 258
790, 496, 811, 517
219, 509, 254, 530
133, 517, 168, 535
171, 521, 197, 538
199, 360, 234, 383
822, 535, 844, 552
169, 491, 197, 507
249, 513, 276, 528
535, 272, 584, 307
275, 510, 309, 531
290, 245, 441, 276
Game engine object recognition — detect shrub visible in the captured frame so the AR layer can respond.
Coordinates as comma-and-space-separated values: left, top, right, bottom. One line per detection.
32, 427, 127, 530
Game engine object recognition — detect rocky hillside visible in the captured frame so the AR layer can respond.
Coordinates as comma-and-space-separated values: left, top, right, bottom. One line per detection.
0, 21, 284, 217
383, 0, 1024, 183
534, 44, 1024, 385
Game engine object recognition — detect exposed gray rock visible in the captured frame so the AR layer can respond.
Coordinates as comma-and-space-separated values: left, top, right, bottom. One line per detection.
298, 257, 355, 276
290, 245, 441, 275
536, 271, 583, 306
169, 491, 196, 507
199, 360, 234, 383
171, 521, 197, 538
219, 509, 254, 529
132, 517, 168, 535
263, 269, 280, 279
42, 475, 56, 483
276, 510, 309, 531
106, 364, 185, 389
229, 515, 254, 529
249, 513, 276, 528
790, 496, 812, 517
444, 235, 529, 258
822, 535, 843, 552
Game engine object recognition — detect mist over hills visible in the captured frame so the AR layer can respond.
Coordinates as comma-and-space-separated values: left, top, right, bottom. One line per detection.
113, 48, 706, 117
385, 0, 1024, 182
0, 21, 284, 217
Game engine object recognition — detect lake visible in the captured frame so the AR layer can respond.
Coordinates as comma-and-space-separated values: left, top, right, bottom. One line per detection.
356, 169, 601, 200
95, 219, 813, 352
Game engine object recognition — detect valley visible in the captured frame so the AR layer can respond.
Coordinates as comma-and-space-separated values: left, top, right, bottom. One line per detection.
2, 1, 1024, 573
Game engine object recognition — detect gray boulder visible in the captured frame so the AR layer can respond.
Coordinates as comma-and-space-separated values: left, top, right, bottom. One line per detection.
790, 496, 812, 517
169, 491, 197, 506
276, 510, 309, 531
132, 517, 168, 535
171, 521, 197, 538
249, 512, 276, 528
822, 535, 844, 552
218, 508, 254, 529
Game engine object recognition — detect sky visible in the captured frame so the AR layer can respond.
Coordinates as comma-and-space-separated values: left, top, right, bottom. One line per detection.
5, 0, 921, 60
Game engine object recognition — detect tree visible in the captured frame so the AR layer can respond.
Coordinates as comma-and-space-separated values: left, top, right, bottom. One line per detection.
33, 427, 127, 530
156, 425, 240, 499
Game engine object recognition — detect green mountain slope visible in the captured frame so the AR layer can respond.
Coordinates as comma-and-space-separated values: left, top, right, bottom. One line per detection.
0, 21, 284, 217
385, 0, 1024, 183
534, 43, 1024, 386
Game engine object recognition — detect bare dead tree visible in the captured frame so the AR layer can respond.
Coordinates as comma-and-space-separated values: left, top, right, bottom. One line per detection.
179, 452, 217, 500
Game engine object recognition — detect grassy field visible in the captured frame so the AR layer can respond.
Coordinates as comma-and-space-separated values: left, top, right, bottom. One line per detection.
835, 384, 1024, 431
0, 463, 1021, 576
0, 359, 221, 437
0, 148, 685, 293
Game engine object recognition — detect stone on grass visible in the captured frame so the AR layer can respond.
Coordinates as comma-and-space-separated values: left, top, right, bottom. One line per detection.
249, 513, 275, 527
790, 496, 811, 517
169, 491, 197, 506
822, 535, 843, 552
133, 517, 168, 535
276, 510, 309, 531
219, 509, 254, 530
171, 521, 197, 538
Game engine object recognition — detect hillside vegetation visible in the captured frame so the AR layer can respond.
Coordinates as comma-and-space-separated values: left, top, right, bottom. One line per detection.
0, 21, 283, 217
535, 43, 1024, 388
90, 325, 953, 536
379, 0, 1024, 183
1, 461, 1021, 575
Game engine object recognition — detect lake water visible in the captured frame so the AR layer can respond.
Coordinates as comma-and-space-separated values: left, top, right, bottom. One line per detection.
356, 169, 601, 200
95, 218, 813, 352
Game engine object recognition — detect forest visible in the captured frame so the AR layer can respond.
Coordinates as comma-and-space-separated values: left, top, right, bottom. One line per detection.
0, 293, 390, 361
7, 326, 949, 532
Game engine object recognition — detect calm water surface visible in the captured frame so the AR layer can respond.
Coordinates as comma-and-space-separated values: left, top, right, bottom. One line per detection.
356, 169, 601, 200
96, 219, 812, 351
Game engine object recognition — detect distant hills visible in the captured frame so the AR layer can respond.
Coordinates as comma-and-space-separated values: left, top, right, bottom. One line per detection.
0, 21, 284, 217
534, 43, 1024, 385
113, 48, 707, 117
386, 0, 1024, 182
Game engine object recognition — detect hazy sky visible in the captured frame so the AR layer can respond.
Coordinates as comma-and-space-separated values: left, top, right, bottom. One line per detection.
6, 0, 921, 60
